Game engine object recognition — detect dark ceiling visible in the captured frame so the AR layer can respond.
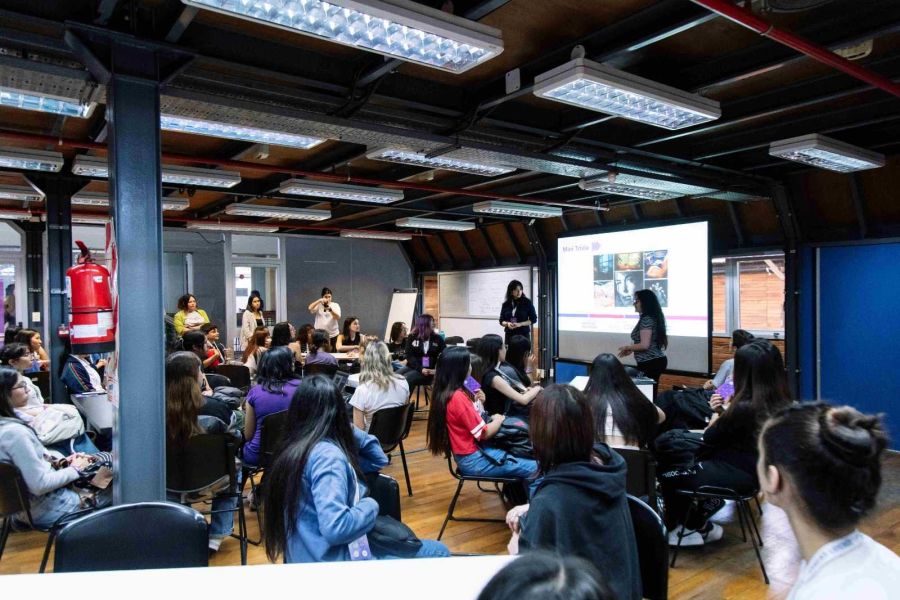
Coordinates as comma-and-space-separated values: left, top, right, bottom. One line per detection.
0, 0, 898, 271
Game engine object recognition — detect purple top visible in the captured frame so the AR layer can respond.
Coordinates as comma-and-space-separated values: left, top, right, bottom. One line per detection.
243, 378, 301, 466
304, 350, 338, 367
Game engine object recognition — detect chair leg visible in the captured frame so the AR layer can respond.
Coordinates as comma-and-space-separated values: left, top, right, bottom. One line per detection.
739, 501, 769, 584
39, 529, 57, 573
399, 440, 413, 497
0, 517, 10, 561
237, 493, 248, 566
754, 494, 764, 517
245, 473, 263, 546
438, 480, 465, 541
746, 500, 764, 547
736, 497, 749, 543
670, 497, 696, 568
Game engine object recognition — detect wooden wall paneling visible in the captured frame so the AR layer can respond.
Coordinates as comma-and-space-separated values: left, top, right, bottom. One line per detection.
423, 274, 439, 323
486, 223, 518, 262
509, 222, 533, 261
461, 229, 490, 266
501, 222, 523, 263
477, 228, 500, 266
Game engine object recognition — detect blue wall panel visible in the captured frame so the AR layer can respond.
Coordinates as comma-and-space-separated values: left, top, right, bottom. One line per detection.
555, 360, 589, 384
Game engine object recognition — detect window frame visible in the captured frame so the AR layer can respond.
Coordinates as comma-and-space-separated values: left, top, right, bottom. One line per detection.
712, 251, 785, 341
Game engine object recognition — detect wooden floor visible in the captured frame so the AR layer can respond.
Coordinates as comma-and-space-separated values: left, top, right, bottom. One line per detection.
3, 411, 899, 600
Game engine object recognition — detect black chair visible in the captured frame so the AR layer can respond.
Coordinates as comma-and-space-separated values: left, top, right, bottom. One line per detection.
304, 362, 339, 378
166, 433, 248, 565
53, 502, 208, 572
212, 364, 252, 391
368, 403, 415, 496
205, 373, 232, 390
465, 338, 481, 351
367, 473, 402, 521
0, 463, 93, 572
618, 447, 660, 513
437, 454, 520, 540
444, 336, 464, 345
627, 494, 668, 600
28, 371, 50, 399
242, 410, 289, 543
669, 485, 768, 584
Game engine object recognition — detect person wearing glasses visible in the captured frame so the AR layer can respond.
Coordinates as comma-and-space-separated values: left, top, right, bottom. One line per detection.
617, 289, 668, 383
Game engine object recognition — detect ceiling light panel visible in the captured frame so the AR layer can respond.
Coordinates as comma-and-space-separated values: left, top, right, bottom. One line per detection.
182, 0, 503, 74
340, 229, 412, 241
367, 148, 515, 177
534, 59, 721, 130
71, 191, 190, 211
579, 172, 716, 199
225, 203, 331, 221
72, 156, 242, 188
0, 210, 32, 220
0, 86, 96, 118
160, 114, 325, 149
186, 221, 280, 233
0, 146, 64, 172
472, 201, 562, 219
279, 179, 403, 204
0, 185, 44, 202
768, 134, 885, 173
396, 217, 475, 231
71, 214, 110, 225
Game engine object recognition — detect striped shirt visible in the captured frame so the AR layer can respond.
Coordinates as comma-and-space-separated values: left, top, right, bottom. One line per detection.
631, 315, 665, 363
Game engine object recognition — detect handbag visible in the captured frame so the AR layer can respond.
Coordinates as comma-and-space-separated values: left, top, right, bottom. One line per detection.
367, 515, 423, 558
481, 413, 533, 458
31, 404, 85, 445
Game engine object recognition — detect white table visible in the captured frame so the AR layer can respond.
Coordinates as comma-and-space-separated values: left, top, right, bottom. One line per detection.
2, 556, 514, 598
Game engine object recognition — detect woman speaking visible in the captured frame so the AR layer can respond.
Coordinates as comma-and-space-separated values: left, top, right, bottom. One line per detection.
499, 280, 537, 344
307, 287, 341, 350
617, 289, 668, 383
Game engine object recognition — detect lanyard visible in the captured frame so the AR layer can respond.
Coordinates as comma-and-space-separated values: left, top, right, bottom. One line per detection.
347, 468, 373, 561
797, 531, 864, 587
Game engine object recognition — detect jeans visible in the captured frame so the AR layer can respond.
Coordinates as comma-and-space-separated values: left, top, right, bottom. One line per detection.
380, 539, 451, 560
455, 447, 541, 497
27, 486, 112, 530
47, 433, 101, 456
168, 470, 242, 538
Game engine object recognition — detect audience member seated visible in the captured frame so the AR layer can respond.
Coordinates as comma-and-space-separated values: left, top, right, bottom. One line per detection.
262, 375, 449, 562
165, 351, 241, 552
242, 347, 300, 468
476, 334, 540, 416
387, 321, 408, 357
584, 353, 665, 449
336, 316, 363, 353
271, 322, 302, 363
242, 326, 271, 378
304, 329, 338, 368
704, 329, 755, 390
170, 346, 236, 428
295, 323, 314, 355
58, 338, 105, 394
758, 402, 899, 599
426, 347, 539, 491
478, 552, 616, 600
503, 335, 537, 387
505, 384, 641, 600
13, 328, 49, 373
201, 323, 226, 369
659, 339, 792, 546
397, 314, 444, 390
350, 341, 409, 432
2, 343, 46, 407
240, 292, 265, 350
173, 293, 209, 336
0, 367, 110, 528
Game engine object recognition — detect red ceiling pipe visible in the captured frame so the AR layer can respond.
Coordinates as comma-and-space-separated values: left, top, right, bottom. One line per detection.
0, 130, 563, 206
691, 0, 900, 99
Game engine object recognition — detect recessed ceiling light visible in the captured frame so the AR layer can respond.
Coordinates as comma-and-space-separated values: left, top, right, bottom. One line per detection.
367, 148, 515, 177
472, 201, 562, 218
769, 133, 885, 173
278, 179, 403, 204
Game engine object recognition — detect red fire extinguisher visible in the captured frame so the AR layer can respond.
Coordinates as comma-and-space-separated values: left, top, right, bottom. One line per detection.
66, 240, 115, 354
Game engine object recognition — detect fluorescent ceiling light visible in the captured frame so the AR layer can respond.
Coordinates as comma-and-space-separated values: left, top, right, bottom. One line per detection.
396, 217, 474, 231
278, 179, 403, 204
71, 214, 110, 225
225, 202, 331, 221
534, 58, 721, 130
160, 114, 325, 149
72, 156, 241, 188
768, 133, 885, 173
0, 209, 32, 221
0, 185, 44, 202
186, 221, 280, 233
579, 172, 716, 200
367, 148, 515, 177
0, 86, 96, 118
182, 0, 503, 74
71, 191, 190, 211
340, 229, 412, 241
472, 201, 562, 219
0, 146, 64, 172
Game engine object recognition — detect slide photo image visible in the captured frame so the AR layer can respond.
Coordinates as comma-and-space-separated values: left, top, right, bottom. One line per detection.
593, 254, 614, 281
594, 280, 614, 309
616, 252, 642, 271
615, 270, 644, 307
647, 279, 668, 307
644, 250, 669, 279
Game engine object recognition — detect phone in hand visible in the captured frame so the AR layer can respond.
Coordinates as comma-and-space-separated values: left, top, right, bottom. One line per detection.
464, 375, 482, 394
716, 379, 735, 401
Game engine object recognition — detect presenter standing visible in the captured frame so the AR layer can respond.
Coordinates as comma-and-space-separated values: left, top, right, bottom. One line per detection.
307, 287, 341, 350
618, 289, 668, 383
499, 280, 538, 344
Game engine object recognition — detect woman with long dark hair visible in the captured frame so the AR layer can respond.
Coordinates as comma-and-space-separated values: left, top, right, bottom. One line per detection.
618, 289, 668, 383
584, 353, 665, 449
758, 403, 898, 598
504, 335, 536, 387
12, 328, 49, 372
307, 287, 342, 349
499, 280, 538, 344
660, 339, 793, 546
399, 313, 445, 389
336, 316, 362, 352
242, 347, 301, 467
476, 334, 540, 416
240, 292, 265, 350
387, 321, 408, 355
241, 326, 271, 378
426, 346, 538, 484
262, 375, 448, 562
295, 323, 315, 355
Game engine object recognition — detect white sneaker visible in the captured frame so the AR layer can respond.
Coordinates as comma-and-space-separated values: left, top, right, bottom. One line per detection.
668, 522, 724, 547
208, 535, 226, 552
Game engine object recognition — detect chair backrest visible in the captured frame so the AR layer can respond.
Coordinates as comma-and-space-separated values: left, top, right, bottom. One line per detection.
627, 494, 669, 600
212, 364, 251, 390
204, 372, 232, 390
368, 403, 413, 454
0, 463, 31, 522
28, 371, 50, 399
258, 410, 290, 467
166, 434, 237, 494
618, 447, 658, 510
304, 363, 338, 378
53, 502, 209, 572
367, 473, 401, 521
444, 336, 464, 345
333, 370, 350, 393
465, 337, 481, 350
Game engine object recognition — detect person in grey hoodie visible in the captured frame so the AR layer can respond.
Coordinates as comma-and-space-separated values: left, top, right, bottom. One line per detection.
506, 384, 642, 600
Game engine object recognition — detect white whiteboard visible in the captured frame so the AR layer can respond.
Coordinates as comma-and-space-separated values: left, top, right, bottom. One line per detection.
439, 266, 532, 319
384, 289, 418, 341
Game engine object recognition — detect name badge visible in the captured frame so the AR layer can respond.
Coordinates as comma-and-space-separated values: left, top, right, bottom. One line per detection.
348, 535, 373, 561
422, 356, 431, 368
509, 316, 517, 324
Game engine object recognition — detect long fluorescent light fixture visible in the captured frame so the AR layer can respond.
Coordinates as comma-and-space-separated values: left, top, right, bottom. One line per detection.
72, 156, 241, 188
0, 209, 33, 221
769, 134, 885, 173
0, 147, 64, 172
278, 179, 404, 204
186, 221, 280, 233
534, 59, 721, 130
367, 148, 515, 177
160, 114, 325, 150
0, 86, 96, 118
0, 185, 44, 203
579, 174, 682, 201
71, 214, 110, 225
340, 229, 412, 241
71, 191, 190, 211
225, 202, 331, 221
182, 0, 503, 74
396, 217, 474, 231
472, 201, 562, 219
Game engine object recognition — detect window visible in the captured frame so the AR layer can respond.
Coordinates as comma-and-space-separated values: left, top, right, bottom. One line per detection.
712, 253, 785, 338
712, 261, 726, 334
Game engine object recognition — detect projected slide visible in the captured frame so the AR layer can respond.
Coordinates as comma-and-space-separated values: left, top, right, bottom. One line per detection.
557, 221, 710, 373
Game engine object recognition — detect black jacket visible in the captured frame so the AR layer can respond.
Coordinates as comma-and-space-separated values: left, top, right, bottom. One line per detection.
404, 332, 445, 374
519, 443, 642, 600
499, 297, 537, 343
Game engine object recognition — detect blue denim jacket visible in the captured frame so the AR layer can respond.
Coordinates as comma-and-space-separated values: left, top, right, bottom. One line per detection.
284, 426, 388, 563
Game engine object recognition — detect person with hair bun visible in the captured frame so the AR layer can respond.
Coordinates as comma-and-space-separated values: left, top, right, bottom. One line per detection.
704, 329, 755, 390
759, 402, 898, 599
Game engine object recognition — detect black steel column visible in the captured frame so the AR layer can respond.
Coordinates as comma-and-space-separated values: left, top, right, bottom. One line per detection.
772, 183, 801, 396
23, 223, 44, 331
525, 223, 552, 382
44, 181, 73, 405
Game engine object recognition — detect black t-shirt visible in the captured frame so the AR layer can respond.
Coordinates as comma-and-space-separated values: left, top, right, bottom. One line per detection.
482, 363, 528, 415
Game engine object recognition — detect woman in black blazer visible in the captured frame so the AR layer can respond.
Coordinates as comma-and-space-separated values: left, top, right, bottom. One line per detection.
499, 280, 538, 344
399, 314, 445, 389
